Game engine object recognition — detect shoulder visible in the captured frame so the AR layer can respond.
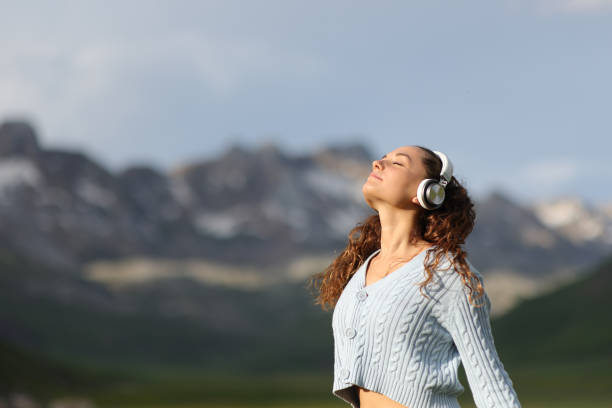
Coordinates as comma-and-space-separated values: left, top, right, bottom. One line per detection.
428, 250, 486, 303
430, 255, 492, 329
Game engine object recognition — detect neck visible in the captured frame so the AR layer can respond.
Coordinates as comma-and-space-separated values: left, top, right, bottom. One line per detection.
377, 207, 429, 260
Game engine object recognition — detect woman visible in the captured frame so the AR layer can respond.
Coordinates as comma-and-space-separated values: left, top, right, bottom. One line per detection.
308, 145, 522, 408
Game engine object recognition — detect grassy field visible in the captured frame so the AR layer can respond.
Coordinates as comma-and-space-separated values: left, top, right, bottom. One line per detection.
26, 358, 609, 408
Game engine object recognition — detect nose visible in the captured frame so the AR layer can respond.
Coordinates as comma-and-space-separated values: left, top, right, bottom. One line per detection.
372, 159, 383, 170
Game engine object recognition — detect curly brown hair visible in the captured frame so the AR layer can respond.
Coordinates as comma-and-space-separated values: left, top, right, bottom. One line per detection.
306, 145, 485, 312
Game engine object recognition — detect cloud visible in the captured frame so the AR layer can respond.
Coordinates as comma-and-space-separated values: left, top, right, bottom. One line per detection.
515, 157, 612, 192
519, 0, 612, 15
0, 32, 327, 105
518, 158, 581, 187
0, 30, 327, 155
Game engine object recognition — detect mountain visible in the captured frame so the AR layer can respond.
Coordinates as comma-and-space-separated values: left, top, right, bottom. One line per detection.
468, 190, 607, 277
1, 118, 612, 374
530, 196, 612, 246
1, 119, 608, 277
0, 121, 374, 272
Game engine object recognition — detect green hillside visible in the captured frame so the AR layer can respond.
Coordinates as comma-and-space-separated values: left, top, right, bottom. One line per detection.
0, 336, 132, 399
491, 251, 612, 364
0, 247, 330, 373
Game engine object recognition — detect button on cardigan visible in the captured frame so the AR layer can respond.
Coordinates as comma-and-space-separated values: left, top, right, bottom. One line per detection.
332, 247, 522, 408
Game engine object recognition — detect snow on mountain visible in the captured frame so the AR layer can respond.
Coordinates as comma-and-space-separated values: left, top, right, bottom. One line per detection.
530, 196, 612, 245
0, 157, 43, 201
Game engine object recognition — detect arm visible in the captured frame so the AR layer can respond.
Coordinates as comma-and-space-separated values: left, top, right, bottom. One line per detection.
443, 281, 522, 408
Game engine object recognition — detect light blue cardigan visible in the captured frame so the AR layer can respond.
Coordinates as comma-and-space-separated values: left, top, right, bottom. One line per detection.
332, 247, 521, 408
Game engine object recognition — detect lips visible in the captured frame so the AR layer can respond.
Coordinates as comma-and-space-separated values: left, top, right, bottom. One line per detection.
369, 172, 382, 181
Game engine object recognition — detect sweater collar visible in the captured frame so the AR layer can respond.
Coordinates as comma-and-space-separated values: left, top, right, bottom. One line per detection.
359, 247, 429, 291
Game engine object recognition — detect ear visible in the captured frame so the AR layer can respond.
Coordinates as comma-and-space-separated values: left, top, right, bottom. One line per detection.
411, 196, 420, 205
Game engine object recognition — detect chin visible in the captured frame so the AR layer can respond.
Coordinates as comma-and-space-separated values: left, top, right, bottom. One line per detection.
362, 192, 377, 211
362, 181, 376, 193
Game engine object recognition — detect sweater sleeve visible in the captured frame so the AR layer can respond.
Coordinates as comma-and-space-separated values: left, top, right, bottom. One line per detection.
444, 282, 522, 408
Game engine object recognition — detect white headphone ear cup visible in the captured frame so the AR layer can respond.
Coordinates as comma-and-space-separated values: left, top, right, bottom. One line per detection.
426, 183, 446, 208
417, 179, 434, 209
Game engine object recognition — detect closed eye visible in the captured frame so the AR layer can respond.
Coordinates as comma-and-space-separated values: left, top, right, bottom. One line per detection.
393, 162, 403, 166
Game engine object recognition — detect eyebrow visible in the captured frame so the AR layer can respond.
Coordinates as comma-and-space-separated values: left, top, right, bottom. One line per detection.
381, 152, 412, 163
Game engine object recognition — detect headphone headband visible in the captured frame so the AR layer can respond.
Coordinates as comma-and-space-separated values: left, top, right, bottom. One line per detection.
433, 150, 453, 188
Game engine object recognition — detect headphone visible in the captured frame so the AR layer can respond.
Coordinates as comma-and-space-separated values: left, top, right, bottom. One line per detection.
416, 150, 453, 210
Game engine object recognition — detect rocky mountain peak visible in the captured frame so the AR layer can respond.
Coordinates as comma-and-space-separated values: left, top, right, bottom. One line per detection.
0, 120, 41, 158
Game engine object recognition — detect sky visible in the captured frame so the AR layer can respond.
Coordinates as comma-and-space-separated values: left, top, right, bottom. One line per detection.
1, 0, 611, 208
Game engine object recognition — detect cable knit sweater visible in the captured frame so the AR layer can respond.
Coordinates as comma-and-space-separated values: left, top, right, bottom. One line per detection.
332, 247, 521, 408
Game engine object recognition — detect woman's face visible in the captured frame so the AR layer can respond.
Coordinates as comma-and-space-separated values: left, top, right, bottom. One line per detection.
362, 145, 429, 211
